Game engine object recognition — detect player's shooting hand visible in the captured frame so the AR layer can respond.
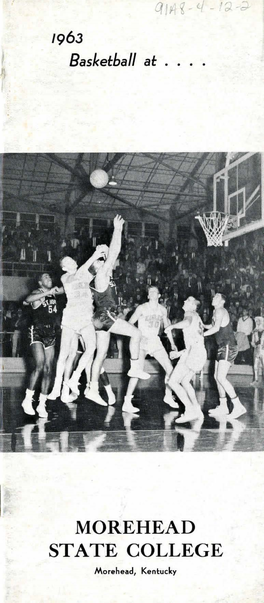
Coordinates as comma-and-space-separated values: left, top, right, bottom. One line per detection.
94, 244, 109, 259
113, 215, 125, 230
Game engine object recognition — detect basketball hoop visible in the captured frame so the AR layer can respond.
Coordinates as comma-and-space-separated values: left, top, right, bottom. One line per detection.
195, 212, 230, 247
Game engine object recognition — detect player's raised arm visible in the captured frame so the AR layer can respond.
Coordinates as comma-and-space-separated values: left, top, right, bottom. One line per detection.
101, 215, 125, 274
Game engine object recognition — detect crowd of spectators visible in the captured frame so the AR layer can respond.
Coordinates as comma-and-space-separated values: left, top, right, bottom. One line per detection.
2, 224, 59, 263
1, 224, 264, 363
2, 223, 108, 264
112, 230, 264, 328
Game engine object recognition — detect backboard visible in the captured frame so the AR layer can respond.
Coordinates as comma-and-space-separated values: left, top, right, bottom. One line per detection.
213, 153, 264, 242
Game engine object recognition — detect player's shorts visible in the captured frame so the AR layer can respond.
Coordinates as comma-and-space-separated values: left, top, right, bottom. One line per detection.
92, 307, 118, 332
217, 343, 238, 364
253, 347, 264, 360
140, 335, 164, 357
169, 345, 207, 385
28, 324, 56, 349
61, 305, 94, 334
184, 345, 207, 372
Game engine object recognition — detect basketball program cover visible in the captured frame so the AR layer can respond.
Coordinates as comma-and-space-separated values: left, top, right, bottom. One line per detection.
1, 1, 264, 602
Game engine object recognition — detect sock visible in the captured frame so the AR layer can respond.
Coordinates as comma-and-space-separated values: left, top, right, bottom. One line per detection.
219, 396, 227, 404
100, 370, 110, 387
123, 395, 139, 413
90, 381, 99, 392
231, 396, 240, 405
39, 393, 47, 405
130, 358, 139, 365
124, 395, 133, 402
52, 378, 62, 391
105, 384, 113, 394
26, 388, 34, 399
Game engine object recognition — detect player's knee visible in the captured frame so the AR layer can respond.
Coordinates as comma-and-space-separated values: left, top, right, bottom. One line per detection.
97, 352, 107, 364
182, 377, 190, 388
169, 375, 179, 388
43, 364, 52, 378
214, 371, 220, 384
59, 349, 70, 364
69, 340, 77, 354
34, 361, 44, 373
68, 348, 78, 362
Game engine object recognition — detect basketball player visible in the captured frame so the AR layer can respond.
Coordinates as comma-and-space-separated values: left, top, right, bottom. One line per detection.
204, 293, 247, 419
83, 215, 149, 406
22, 273, 62, 418
123, 286, 178, 413
250, 316, 264, 387
48, 245, 108, 403
165, 296, 207, 423
76, 341, 116, 405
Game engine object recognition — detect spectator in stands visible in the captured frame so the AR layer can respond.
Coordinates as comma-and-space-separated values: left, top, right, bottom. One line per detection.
236, 307, 254, 364
12, 308, 27, 357
251, 316, 264, 386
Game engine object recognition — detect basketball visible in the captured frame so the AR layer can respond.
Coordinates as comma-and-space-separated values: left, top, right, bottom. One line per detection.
90, 169, 109, 189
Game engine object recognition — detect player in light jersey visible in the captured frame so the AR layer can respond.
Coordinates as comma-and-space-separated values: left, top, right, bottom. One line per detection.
250, 316, 264, 386
165, 296, 207, 423
48, 245, 108, 403
123, 286, 178, 413
204, 292, 247, 419
22, 273, 62, 418
82, 215, 149, 407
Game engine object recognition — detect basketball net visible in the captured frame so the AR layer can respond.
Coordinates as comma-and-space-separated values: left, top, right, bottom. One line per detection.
195, 212, 230, 247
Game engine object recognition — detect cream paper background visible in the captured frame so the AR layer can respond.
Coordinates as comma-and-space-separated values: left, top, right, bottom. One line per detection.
3, 453, 264, 603
1, 0, 264, 601
2, 0, 264, 151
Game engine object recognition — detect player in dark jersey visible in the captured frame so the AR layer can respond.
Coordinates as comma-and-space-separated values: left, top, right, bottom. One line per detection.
77, 215, 149, 406
21, 273, 62, 418
204, 293, 247, 419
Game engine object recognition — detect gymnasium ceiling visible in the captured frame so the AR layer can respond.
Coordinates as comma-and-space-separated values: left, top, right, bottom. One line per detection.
2, 153, 221, 222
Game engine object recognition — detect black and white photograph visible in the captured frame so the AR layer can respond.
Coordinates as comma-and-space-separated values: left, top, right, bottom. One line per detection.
1, 151, 264, 453
2, 0, 264, 601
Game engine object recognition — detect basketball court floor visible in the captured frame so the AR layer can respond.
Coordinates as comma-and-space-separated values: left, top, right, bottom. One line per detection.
1, 371, 263, 453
